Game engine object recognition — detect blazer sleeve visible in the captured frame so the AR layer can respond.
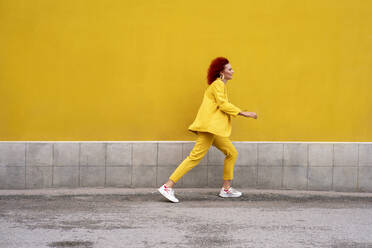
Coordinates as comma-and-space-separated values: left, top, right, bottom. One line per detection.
211, 82, 242, 116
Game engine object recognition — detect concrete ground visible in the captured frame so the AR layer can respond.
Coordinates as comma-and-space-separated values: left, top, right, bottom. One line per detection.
1, 188, 372, 248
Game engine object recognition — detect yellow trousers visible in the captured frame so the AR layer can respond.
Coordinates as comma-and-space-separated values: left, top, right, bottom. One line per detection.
169, 131, 238, 183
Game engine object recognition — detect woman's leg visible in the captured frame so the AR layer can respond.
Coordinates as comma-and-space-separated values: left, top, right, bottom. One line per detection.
165, 132, 214, 187
212, 135, 238, 189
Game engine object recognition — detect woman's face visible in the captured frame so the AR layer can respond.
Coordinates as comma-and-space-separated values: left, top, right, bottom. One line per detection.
221, 63, 234, 80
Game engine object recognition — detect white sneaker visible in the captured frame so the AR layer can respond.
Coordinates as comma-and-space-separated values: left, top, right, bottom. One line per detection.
219, 187, 242, 198
158, 184, 179, 203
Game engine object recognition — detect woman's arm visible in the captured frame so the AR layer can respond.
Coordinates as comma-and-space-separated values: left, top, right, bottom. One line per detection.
211, 82, 242, 116
211, 82, 258, 119
238, 111, 258, 119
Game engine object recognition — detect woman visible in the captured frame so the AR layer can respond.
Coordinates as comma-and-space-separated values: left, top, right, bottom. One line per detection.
158, 57, 258, 203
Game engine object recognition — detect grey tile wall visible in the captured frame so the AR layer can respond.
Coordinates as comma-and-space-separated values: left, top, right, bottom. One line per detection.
258, 144, 283, 166
0, 166, 25, 189
0, 143, 26, 189
284, 144, 307, 166
359, 144, 372, 166
0, 142, 372, 193
26, 143, 53, 166
182, 166, 207, 187
54, 143, 79, 166
53, 166, 79, 187
0, 143, 26, 166
309, 144, 333, 166
308, 167, 332, 191
333, 167, 358, 192
235, 143, 258, 166
334, 144, 358, 166
106, 167, 131, 187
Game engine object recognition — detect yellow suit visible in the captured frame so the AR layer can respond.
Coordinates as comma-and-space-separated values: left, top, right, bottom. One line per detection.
168, 78, 242, 184
188, 78, 242, 137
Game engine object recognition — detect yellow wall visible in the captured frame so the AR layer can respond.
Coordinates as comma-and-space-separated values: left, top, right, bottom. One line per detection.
1, 0, 371, 141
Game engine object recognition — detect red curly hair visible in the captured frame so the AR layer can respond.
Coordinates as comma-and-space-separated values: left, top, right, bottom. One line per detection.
207, 57, 229, 85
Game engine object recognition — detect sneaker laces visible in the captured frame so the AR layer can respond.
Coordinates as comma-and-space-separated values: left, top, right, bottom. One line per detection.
163, 185, 174, 194
224, 187, 238, 193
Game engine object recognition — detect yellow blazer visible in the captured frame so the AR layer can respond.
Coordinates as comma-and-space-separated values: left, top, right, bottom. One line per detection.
188, 78, 242, 137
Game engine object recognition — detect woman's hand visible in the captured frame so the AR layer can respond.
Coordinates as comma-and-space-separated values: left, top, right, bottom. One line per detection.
239, 111, 258, 119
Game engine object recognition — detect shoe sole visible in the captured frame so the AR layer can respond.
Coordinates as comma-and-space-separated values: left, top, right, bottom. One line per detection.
219, 193, 242, 198
158, 188, 179, 203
